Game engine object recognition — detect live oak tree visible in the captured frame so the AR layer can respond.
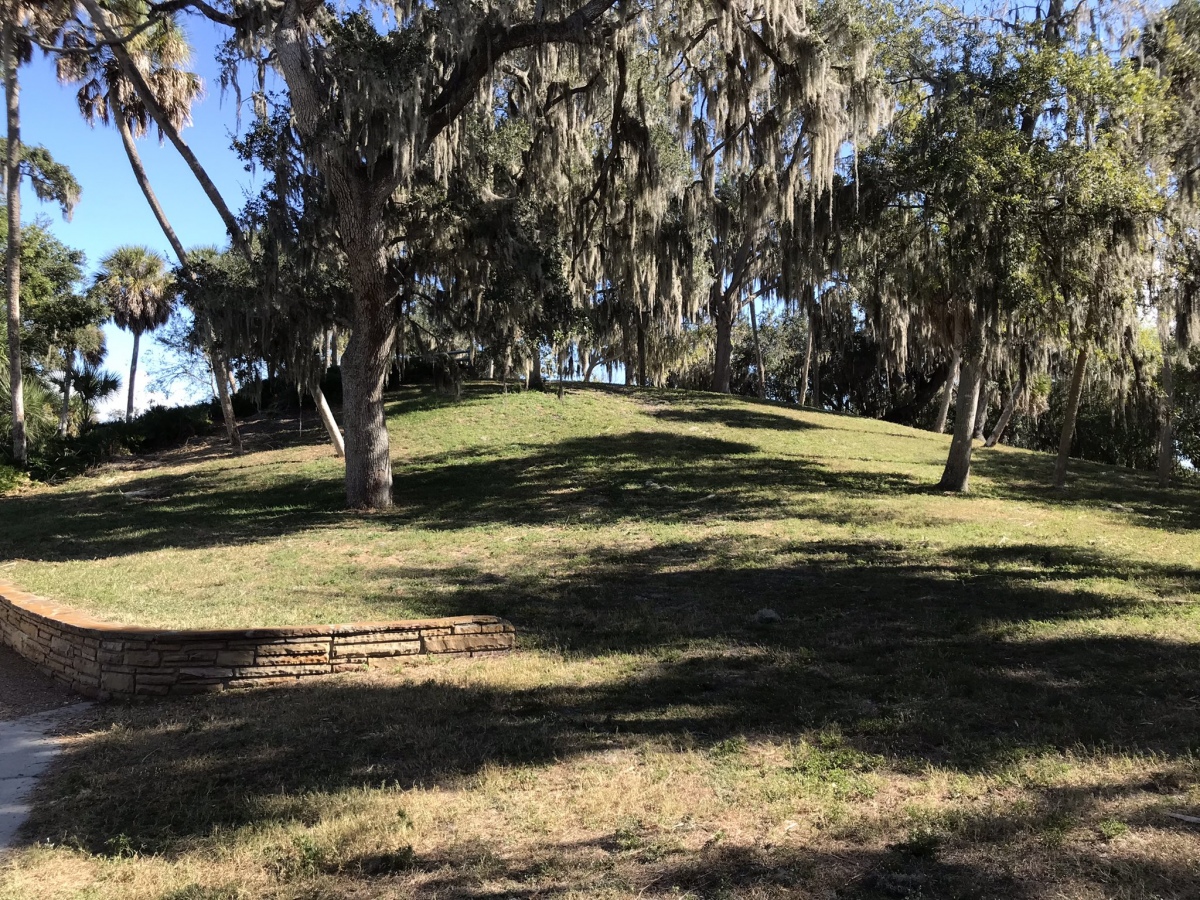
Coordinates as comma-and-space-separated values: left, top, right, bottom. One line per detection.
1144, 0, 1200, 484
108, 0, 893, 509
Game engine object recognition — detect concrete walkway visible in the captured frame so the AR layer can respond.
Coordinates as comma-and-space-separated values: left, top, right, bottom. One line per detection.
0, 703, 90, 850
0, 644, 88, 852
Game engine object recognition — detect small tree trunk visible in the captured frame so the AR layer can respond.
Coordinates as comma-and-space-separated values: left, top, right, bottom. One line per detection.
253, 369, 263, 412
311, 385, 345, 457
749, 296, 766, 399
330, 326, 340, 367
58, 362, 72, 437
799, 317, 814, 407
934, 347, 961, 434
985, 387, 1018, 448
1157, 345, 1175, 487
971, 381, 990, 440
528, 346, 546, 390
126, 331, 141, 421
210, 342, 243, 454
636, 318, 647, 388
938, 316, 987, 492
1053, 344, 1090, 489
4, 23, 25, 465
711, 295, 734, 393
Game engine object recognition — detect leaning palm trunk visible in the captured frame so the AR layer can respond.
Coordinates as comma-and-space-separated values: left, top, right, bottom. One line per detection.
126, 330, 140, 421
1053, 344, 1090, 489
112, 108, 247, 450
115, 105, 188, 264
311, 384, 344, 457
79, 0, 250, 260
4, 23, 25, 465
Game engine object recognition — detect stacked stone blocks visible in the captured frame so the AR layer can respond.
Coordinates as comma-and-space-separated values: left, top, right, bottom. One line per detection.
0, 580, 515, 699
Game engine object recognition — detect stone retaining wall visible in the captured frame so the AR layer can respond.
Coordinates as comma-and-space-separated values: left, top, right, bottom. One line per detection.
0, 580, 515, 700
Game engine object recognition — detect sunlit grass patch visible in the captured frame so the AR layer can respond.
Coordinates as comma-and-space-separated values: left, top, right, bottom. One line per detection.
1, 385, 1198, 898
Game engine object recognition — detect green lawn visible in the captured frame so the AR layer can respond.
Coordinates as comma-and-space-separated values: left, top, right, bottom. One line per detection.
1, 384, 1198, 899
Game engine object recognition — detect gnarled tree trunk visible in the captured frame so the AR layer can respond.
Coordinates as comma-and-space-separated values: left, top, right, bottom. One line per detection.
636, 316, 647, 387
340, 236, 396, 509
938, 315, 987, 492
711, 289, 735, 393
1053, 344, 1089, 489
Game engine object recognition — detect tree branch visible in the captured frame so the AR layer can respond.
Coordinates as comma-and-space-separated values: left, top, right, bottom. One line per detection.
148, 0, 242, 28
423, 0, 622, 151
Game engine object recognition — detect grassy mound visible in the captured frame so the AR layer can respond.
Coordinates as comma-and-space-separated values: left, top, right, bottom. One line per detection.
1, 384, 1198, 899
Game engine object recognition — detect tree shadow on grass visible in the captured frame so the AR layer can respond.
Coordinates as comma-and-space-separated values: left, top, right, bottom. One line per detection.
0, 431, 927, 563
20, 538, 1200, 859
973, 448, 1200, 533
646, 403, 817, 433
397, 799, 1200, 899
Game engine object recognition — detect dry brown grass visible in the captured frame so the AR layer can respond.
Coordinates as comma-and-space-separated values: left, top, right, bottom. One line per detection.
1, 385, 1198, 898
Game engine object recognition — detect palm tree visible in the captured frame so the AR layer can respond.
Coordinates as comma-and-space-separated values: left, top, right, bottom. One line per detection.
92, 246, 173, 421
69, 359, 120, 425
58, 7, 250, 452
52, 322, 105, 436
3, 0, 78, 463
57, 3, 202, 266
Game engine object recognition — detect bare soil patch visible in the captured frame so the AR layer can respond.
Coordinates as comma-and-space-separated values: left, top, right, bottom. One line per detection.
0, 645, 78, 722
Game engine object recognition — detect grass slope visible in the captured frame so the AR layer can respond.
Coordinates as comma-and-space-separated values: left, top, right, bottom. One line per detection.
1, 384, 1198, 899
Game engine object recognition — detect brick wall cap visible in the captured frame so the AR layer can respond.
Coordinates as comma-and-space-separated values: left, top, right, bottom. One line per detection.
0, 580, 510, 640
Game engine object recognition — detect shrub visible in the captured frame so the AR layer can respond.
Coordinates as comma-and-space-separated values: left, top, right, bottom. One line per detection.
0, 462, 23, 493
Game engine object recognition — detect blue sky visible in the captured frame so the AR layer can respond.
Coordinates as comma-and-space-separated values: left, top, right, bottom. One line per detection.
16, 14, 261, 415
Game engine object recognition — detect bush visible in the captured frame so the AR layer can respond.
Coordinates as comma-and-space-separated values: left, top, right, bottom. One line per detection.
0, 462, 23, 494
124, 403, 213, 453
24, 403, 214, 483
